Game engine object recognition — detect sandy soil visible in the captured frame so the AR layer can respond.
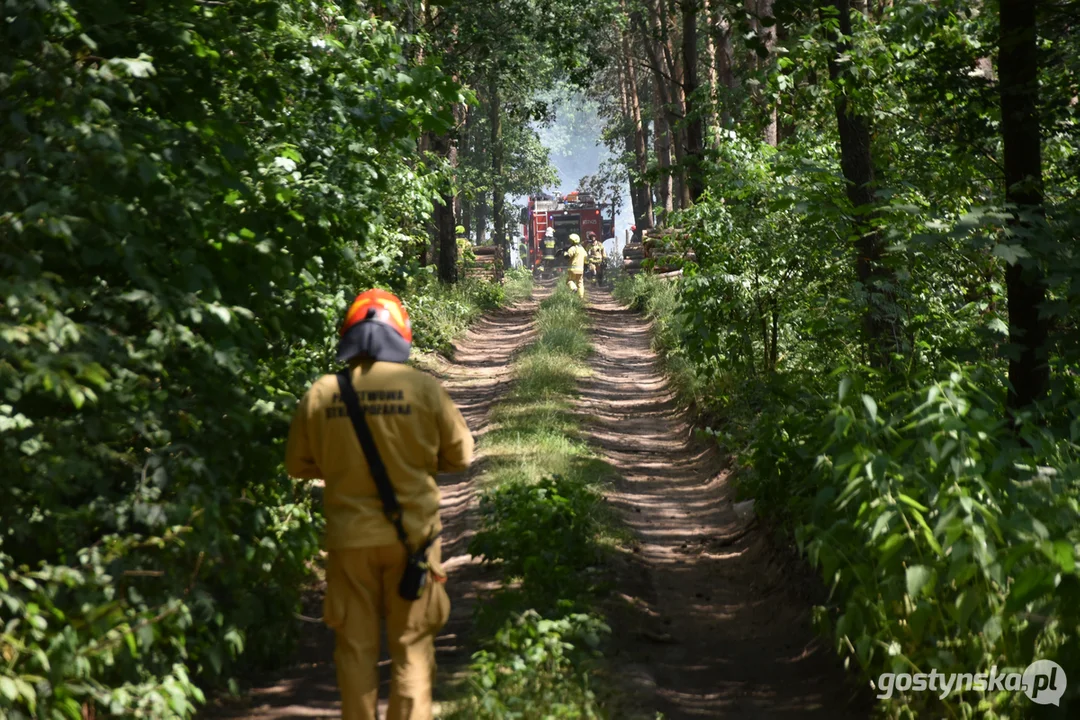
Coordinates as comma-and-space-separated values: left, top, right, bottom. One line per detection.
581, 285, 871, 719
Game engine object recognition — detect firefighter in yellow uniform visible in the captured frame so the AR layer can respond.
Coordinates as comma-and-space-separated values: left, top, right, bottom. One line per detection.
286, 289, 474, 720
540, 227, 556, 276
518, 237, 530, 269
586, 232, 606, 286
564, 233, 588, 298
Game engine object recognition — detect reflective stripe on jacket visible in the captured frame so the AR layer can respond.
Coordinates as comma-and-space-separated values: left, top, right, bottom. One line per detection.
565, 245, 587, 272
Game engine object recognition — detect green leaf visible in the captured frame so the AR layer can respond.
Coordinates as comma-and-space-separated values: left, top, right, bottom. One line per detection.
897, 494, 929, 513
906, 565, 933, 597
861, 394, 877, 423
991, 244, 1030, 265
909, 508, 943, 556
983, 615, 1003, 644
125, 630, 138, 657
1041, 541, 1075, 573
105, 55, 157, 78
208, 304, 232, 324
12, 677, 35, 703
1006, 565, 1057, 611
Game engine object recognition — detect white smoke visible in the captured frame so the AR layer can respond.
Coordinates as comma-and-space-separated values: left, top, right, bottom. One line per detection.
513, 91, 634, 250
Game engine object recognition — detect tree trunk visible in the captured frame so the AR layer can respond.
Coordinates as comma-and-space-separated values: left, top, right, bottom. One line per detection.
653, 87, 674, 216
822, 0, 897, 367
618, 42, 653, 236
623, 23, 655, 229
490, 78, 505, 279
634, 8, 675, 217
758, 0, 778, 146
618, 53, 642, 230
646, 0, 690, 209
744, 0, 778, 145
433, 125, 458, 284
1000, 0, 1048, 410
712, 6, 735, 127
682, 0, 705, 201
461, 199, 472, 241
703, 0, 720, 142
475, 199, 488, 244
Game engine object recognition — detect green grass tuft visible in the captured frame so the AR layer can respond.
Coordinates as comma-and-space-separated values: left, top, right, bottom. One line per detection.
443, 283, 624, 719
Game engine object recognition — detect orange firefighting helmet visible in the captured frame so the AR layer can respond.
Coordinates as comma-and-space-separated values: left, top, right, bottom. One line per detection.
336, 289, 413, 363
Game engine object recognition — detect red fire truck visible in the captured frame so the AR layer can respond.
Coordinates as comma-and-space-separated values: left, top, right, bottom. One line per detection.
519, 191, 615, 271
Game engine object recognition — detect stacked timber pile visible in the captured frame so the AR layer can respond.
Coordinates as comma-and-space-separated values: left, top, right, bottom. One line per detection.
465, 244, 501, 280
624, 228, 696, 278
622, 239, 646, 275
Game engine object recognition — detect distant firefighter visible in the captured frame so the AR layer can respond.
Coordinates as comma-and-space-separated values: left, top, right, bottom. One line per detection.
587, 232, 606, 286
564, 233, 588, 298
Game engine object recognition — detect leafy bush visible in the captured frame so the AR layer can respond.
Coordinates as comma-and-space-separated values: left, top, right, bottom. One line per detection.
469, 475, 606, 609
407, 270, 532, 356
0, 1, 459, 715
747, 369, 1080, 718
613, 273, 705, 409
449, 610, 609, 720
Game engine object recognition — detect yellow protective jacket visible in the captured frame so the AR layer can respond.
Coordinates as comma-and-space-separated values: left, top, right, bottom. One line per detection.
565, 244, 588, 273
286, 360, 474, 550
542, 238, 556, 259
588, 242, 605, 263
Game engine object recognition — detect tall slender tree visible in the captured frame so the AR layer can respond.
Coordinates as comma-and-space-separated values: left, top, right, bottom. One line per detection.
712, 3, 735, 127
821, 0, 899, 367
618, 38, 655, 235
653, 84, 676, 215
682, 0, 706, 201
490, 77, 506, 274
642, 0, 691, 209
999, 0, 1049, 410
756, 0, 778, 146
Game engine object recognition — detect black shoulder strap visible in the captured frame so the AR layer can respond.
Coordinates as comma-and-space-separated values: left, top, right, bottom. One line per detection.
335, 370, 410, 549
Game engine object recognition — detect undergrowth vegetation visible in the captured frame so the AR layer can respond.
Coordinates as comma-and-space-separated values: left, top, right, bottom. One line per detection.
445, 285, 626, 720
0, 3, 525, 715
409, 268, 534, 357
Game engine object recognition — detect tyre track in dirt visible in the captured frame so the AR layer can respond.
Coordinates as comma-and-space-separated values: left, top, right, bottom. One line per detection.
582, 286, 870, 719
203, 292, 539, 719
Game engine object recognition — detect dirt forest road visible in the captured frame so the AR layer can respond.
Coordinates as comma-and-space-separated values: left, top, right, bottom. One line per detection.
203, 294, 541, 719
208, 281, 869, 720
583, 286, 869, 719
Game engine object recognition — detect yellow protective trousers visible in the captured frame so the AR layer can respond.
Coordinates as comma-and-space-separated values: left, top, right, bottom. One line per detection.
567, 270, 585, 298
324, 541, 450, 720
